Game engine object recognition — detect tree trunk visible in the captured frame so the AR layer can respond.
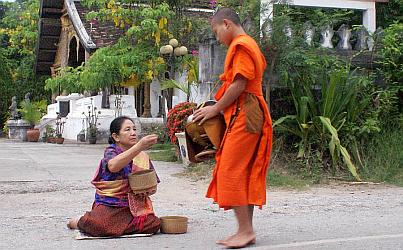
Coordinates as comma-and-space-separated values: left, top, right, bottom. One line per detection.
101, 86, 110, 109
142, 83, 152, 117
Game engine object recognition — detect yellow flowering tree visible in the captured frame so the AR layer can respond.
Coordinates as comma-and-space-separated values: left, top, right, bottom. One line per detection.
52, 2, 172, 117
48, 1, 208, 117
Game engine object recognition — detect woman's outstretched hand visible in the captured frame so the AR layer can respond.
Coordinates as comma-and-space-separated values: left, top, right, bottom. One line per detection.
108, 134, 158, 173
136, 134, 158, 151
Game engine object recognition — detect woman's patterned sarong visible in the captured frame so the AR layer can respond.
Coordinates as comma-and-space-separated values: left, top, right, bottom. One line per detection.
78, 203, 160, 237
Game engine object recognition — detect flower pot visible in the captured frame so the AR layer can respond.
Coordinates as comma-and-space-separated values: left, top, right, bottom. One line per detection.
77, 130, 86, 142
27, 128, 40, 142
88, 136, 97, 144
175, 132, 190, 165
55, 137, 64, 144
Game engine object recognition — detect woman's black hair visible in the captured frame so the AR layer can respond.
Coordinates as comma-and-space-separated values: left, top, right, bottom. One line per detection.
108, 116, 134, 144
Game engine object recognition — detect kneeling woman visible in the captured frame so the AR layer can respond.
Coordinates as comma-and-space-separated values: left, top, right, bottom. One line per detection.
68, 116, 161, 236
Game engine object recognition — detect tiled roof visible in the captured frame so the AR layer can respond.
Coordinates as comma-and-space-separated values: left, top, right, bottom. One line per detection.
74, 2, 126, 48
188, 0, 214, 9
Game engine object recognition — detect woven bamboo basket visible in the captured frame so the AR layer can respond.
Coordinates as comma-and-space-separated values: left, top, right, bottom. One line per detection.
160, 216, 188, 234
186, 112, 225, 149
128, 169, 158, 194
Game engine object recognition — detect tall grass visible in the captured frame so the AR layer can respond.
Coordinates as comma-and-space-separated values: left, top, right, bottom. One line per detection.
267, 137, 325, 188
361, 126, 403, 186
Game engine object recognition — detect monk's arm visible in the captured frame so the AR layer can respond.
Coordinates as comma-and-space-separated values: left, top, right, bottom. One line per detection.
214, 74, 247, 113
193, 74, 247, 125
108, 135, 158, 172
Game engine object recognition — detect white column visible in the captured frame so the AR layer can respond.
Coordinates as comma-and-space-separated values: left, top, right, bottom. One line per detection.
260, 0, 274, 33
128, 86, 134, 95
150, 79, 161, 118
363, 3, 376, 33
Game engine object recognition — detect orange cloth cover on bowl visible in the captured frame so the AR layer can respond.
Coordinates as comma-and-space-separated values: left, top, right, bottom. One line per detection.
132, 151, 150, 171
206, 34, 273, 210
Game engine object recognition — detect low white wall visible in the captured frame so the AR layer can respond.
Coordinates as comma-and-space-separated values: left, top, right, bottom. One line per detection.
39, 75, 208, 141
40, 94, 140, 141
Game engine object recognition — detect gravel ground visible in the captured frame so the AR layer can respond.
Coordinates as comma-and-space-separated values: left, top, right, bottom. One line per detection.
0, 140, 402, 250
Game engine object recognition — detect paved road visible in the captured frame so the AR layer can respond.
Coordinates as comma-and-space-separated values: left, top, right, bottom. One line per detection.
0, 139, 402, 250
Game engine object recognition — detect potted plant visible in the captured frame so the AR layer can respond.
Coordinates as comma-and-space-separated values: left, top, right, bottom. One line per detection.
83, 98, 101, 144
44, 125, 55, 143
19, 100, 47, 142
55, 133, 64, 144
55, 112, 65, 144
88, 125, 98, 144
166, 102, 196, 161
77, 129, 86, 142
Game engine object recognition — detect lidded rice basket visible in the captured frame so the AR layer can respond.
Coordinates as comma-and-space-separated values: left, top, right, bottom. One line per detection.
128, 169, 157, 194
185, 100, 226, 163
186, 100, 225, 150
160, 216, 188, 234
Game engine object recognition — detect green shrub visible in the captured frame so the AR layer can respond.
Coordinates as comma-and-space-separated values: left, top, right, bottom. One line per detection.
274, 54, 369, 181
375, 23, 403, 125
19, 100, 47, 126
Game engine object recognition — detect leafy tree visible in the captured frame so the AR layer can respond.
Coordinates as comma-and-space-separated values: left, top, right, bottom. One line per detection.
377, 0, 403, 28
0, 0, 50, 130
377, 23, 403, 86
0, 48, 13, 128
45, 66, 85, 94
0, 2, 9, 21
87, 3, 173, 117
49, 1, 206, 117
376, 22, 403, 124
1, 0, 39, 56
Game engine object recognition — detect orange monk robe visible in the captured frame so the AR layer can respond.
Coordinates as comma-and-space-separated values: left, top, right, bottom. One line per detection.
206, 34, 273, 210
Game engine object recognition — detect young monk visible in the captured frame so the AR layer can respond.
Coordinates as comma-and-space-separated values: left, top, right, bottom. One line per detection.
67, 116, 161, 237
192, 7, 273, 248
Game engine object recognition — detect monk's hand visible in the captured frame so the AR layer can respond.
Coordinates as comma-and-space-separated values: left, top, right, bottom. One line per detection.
136, 134, 158, 151
192, 105, 219, 125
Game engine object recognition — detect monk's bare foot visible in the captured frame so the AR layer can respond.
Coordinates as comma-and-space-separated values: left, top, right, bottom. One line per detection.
223, 232, 256, 249
216, 233, 237, 245
67, 217, 79, 230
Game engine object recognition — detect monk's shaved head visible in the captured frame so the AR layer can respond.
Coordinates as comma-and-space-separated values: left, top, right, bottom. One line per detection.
212, 7, 241, 26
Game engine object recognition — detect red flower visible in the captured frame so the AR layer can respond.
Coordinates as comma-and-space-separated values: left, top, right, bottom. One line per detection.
166, 102, 197, 144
